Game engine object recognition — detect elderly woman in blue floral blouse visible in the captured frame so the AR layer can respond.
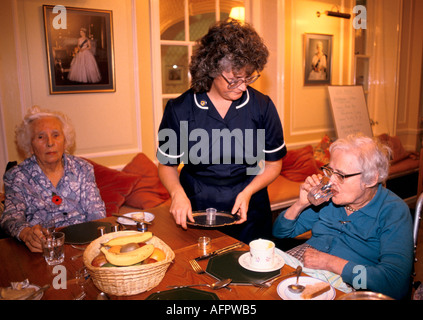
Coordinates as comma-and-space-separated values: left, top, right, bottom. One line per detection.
0, 106, 106, 252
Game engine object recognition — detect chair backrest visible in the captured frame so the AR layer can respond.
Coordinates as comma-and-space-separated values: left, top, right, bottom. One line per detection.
418, 148, 423, 197
414, 192, 423, 254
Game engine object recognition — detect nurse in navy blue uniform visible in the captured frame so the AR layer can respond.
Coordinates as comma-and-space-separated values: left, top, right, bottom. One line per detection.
157, 19, 286, 243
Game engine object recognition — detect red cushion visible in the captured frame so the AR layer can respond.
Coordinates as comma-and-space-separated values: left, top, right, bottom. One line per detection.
122, 153, 170, 209
83, 158, 139, 216
377, 134, 411, 164
281, 145, 320, 182
313, 134, 333, 167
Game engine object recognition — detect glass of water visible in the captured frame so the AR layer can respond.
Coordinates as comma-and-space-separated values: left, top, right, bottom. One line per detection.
307, 176, 335, 206
42, 232, 65, 265
42, 219, 56, 239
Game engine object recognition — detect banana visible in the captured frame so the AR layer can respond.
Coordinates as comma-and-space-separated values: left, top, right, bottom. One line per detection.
100, 244, 155, 266
102, 232, 153, 247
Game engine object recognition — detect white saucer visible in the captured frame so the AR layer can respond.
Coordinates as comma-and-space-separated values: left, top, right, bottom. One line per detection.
276, 276, 335, 300
238, 251, 285, 272
4, 284, 43, 300
116, 212, 155, 226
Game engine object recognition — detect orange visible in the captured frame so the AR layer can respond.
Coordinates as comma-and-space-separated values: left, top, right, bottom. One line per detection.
149, 247, 166, 261
108, 245, 122, 254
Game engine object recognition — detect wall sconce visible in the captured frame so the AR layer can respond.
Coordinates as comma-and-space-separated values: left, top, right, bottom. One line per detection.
317, 6, 351, 19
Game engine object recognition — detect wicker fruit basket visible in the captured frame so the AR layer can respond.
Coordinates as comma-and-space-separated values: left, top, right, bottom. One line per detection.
83, 230, 175, 296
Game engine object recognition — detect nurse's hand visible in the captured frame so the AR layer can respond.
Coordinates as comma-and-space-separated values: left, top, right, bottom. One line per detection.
169, 190, 194, 229
231, 190, 251, 224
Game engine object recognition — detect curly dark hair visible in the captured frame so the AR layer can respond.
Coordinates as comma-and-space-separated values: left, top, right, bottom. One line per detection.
189, 19, 269, 93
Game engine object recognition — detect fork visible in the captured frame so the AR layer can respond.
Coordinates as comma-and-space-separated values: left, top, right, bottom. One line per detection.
253, 270, 297, 292
189, 259, 207, 275
189, 259, 231, 291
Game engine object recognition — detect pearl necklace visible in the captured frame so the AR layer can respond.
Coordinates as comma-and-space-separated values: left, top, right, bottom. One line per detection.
345, 205, 358, 212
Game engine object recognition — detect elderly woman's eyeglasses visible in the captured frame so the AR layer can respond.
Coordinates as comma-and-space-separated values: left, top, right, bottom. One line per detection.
321, 164, 362, 183
220, 73, 261, 89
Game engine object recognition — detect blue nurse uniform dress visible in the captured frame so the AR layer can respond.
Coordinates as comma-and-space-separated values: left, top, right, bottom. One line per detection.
157, 87, 286, 243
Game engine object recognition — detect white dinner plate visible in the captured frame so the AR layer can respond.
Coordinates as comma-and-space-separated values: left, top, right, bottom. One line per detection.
116, 211, 155, 226
238, 250, 285, 272
3, 284, 43, 300
277, 276, 335, 300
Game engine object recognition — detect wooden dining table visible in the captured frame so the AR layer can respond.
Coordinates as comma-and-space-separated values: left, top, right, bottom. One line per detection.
0, 202, 343, 301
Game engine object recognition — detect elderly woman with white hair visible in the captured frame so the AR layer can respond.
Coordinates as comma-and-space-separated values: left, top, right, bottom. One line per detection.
0, 106, 106, 252
273, 134, 414, 300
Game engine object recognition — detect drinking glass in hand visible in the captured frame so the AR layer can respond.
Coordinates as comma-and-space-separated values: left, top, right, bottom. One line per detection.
307, 176, 334, 206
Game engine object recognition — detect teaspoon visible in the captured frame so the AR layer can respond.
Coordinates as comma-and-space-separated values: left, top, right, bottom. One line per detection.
287, 266, 305, 293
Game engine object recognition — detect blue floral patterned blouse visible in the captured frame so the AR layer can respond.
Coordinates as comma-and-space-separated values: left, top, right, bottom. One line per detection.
0, 154, 106, 239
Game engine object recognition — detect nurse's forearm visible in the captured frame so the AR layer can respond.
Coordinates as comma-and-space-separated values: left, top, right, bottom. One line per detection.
158, 164, 185, 198
243, 160, 282, 196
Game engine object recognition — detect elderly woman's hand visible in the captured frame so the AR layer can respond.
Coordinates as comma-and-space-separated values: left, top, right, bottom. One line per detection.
19, 225, 46, 252
298, 174, 323, 205
303, 247, 348, 275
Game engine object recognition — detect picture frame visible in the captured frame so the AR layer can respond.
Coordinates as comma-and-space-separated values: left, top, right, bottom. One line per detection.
165, 65, 184, 85
304, 33, 332, 86
43, 5, 115, 94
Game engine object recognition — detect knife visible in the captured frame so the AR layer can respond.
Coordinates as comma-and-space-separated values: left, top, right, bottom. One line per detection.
195, 242, 244, 261
24, 284, 50, 300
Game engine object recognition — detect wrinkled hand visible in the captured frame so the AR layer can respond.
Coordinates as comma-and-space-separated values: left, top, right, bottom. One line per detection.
298, 174, 323, 206
19, 225, 46, 252
169, 190, 194, 229
231, 190, 252, 224
303, 247, 330, 270
303, 247, 348, 275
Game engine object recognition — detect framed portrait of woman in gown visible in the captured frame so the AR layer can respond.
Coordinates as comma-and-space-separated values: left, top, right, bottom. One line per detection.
43, 5, 115, 94
303, 33, 332, 86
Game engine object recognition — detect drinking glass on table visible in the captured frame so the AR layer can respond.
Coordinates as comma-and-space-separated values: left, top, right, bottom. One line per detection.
42, 232, 65, 265
42, 219, 56, 239
76, 267, 90, 291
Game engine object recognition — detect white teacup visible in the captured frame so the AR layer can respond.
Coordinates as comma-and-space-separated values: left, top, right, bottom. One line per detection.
249, 239, 275, 269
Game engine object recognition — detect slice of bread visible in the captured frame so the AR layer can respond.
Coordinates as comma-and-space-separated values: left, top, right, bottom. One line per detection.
301, 282, 331, 299
0, 287, 36, 300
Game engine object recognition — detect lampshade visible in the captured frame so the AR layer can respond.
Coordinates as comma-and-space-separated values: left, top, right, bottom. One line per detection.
229, 7, 245, 21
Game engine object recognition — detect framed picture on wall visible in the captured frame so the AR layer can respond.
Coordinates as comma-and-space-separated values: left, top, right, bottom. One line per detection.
304, 33, 333, 86
43, 5, 115, 94
165, 65, 184, 85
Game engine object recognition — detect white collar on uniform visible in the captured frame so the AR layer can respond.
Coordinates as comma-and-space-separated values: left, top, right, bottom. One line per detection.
194, 89, 250, 110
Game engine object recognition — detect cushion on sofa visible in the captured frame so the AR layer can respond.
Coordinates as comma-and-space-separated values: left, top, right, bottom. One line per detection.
377, 133, 411, 164
313, 134, 333, 167
84, 158, 139, 216
281, 145, 320, 182
122, 153, 170, 209
267, 175, 302, 210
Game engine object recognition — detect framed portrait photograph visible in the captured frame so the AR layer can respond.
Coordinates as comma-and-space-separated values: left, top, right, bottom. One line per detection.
304, 33, 333, 86
43, 5, 115, 94
165, 65, 184, 85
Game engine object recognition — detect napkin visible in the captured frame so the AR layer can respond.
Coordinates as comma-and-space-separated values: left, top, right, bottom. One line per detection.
276, 249, 353, 293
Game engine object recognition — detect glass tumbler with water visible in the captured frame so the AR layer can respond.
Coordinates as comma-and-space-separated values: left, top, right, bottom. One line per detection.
42, 232, 65, 265
307, 176, 334, 206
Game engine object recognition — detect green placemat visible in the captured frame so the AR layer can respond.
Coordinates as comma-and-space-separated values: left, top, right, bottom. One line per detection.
61, 221, 112, 244
146, 287, 219, 300
206, 251, 280, 284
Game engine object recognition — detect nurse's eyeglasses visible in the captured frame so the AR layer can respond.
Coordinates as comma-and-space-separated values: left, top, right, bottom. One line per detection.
220, 73, 261, 89
321, 164, 362, 183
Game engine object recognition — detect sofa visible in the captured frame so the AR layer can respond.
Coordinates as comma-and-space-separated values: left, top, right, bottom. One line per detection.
87, 134, 420, 217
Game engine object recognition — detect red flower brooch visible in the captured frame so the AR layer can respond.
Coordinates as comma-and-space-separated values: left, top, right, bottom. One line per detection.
52, 193, 62, 205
